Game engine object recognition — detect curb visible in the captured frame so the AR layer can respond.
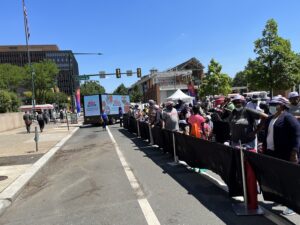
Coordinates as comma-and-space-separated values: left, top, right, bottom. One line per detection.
0, 126, 80, 217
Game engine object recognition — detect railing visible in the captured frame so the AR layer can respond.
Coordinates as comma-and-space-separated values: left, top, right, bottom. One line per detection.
123, 115, 300, 215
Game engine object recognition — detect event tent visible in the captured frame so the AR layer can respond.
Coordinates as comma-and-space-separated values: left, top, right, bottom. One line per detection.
165, 89, 194, 102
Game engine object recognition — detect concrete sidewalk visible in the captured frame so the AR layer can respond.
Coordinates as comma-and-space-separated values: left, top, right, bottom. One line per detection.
0, 119, 81, 195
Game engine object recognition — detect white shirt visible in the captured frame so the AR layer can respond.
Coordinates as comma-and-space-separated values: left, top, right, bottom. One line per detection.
266, 117, 279, 151
246, 101, 262, 112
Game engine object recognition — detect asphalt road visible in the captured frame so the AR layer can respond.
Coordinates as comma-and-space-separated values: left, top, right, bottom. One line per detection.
0, 125, 276, 225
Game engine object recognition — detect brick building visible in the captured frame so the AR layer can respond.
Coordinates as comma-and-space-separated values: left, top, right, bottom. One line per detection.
130, 57, 204, 104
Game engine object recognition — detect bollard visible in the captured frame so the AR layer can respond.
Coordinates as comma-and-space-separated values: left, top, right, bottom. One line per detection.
232, 142, 264, 215
245, 159, 258, 210
65, 110, 70, 131
168, 132, 179, 166
137, 120, 141, 137
149, 123, 154, 145
34, 126, 39, 152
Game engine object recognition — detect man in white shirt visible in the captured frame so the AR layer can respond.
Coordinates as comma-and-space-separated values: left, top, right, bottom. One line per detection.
246, 95, 262, 112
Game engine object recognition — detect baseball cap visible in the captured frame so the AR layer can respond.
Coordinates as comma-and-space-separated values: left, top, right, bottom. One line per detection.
251, 94, 260, 100
232, 94, 245, 102
148, 99, 155, 105
288, 92, 299, 99
270, 96, 290, 107
165, 101, 174, 106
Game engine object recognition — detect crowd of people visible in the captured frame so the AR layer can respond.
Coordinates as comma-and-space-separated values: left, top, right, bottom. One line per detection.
23, 109, 67, 133
127, 92, 300, 215
127, 92, 300, 165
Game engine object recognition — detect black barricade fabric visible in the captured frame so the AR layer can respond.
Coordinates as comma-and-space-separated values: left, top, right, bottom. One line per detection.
139, 122, 150, 141
152, 126, 164, 148
123, 115, 129, 129
175, 132, 243, 197
129, 117, 137, 134
244, 151, 300, 214
212, 121, 230, 143
161, 129, 174, 154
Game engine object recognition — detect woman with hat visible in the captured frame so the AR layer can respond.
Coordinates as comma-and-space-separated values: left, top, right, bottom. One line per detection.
263, 96, 300, 216
263, 96, 300, 162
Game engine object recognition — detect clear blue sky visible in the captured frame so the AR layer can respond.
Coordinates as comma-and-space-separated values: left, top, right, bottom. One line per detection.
1, 0, 300, 93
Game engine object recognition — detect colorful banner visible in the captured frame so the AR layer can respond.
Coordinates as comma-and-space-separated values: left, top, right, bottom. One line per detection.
101, 95, 130, 115
83, 95, 100, 117
76, 89, 81, 113
187, 81, 196, 97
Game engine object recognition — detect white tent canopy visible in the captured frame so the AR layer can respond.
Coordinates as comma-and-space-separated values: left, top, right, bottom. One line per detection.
165, 89, 194, 102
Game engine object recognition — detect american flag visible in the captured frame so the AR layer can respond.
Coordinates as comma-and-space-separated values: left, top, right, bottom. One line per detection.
23, 0, 30, 40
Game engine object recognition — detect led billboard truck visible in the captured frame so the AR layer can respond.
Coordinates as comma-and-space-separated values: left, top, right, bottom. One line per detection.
83, 94, 130, 125
83, 95, 101, 125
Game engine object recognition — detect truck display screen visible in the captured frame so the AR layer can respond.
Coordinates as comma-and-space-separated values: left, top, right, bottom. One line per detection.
101, 95, 130, 115
83, 95, 101, 116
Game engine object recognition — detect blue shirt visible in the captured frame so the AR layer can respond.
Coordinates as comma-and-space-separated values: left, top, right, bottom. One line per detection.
102, 113, 108, 120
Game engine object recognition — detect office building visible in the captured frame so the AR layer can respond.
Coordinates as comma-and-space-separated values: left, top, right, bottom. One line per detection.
0, 45, 79, 96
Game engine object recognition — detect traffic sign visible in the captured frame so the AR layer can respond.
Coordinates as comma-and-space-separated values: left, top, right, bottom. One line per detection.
126, 70, 133, 76
99, 71, 106, 79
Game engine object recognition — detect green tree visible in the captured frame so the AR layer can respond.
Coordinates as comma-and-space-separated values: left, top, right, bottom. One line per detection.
9, 92, 20, 112
45, 91, 69, 107
80, 80, 106, 96
130, 85, 143, 102
113, 83, 128, 95
0, 90, 12, 113
199, 59, 232, 97
232, 71, 248, 87
247, 19, 300, 96
24, 60, 59, 104
0, 64, 25, 92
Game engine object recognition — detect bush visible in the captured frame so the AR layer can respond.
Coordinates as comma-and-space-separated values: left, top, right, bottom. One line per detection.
0, 90, 21, 113
0, 90, 12, 113
9, 92, 20, 112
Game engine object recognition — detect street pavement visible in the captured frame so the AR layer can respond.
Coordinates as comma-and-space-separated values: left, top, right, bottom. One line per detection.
0, 124, 288, 225
0, 119, 79, 198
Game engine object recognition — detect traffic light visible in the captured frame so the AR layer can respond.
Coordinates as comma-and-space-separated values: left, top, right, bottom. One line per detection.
137, 68, 142, 78
116, 68, 121, 78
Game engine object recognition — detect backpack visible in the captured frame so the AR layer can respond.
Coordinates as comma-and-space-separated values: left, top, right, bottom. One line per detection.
37, 114, 43, 121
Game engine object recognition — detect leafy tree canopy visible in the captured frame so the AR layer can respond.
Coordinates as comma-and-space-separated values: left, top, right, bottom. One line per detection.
0, 90, 20, 113
130, 85, 143, 102
199, 59, 232, 97
232, 71, 248, 87
113, 83, 128, 95
45, 91, 69, 108
0, 64, 25, 92
80, 80, 106, 96
246, 19, 300, 95
24, 60, 59, 104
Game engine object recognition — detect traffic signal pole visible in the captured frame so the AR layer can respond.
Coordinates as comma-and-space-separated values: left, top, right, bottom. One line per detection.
78, 68, 142, 81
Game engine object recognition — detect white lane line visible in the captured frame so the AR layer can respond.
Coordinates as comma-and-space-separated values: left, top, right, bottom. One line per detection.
107, 127, 161, 225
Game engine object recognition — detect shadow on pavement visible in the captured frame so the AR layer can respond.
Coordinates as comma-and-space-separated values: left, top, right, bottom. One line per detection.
0, 154, 44, 166
0, 176, 8, 181
117, 128, 279, 225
